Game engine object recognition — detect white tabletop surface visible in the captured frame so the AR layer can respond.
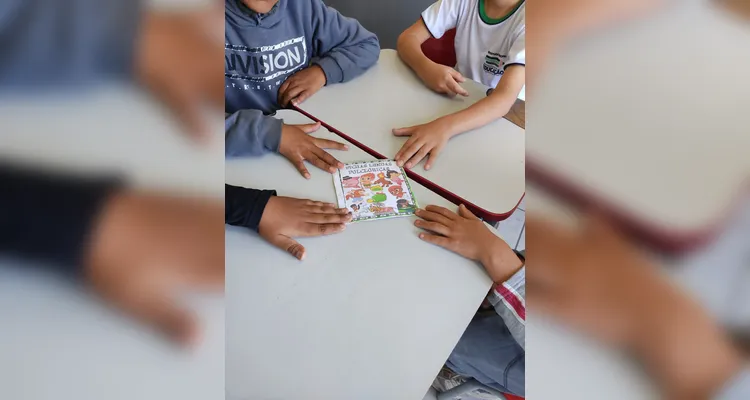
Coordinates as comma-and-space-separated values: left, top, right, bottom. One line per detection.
0, 86, 225, 400
528, 1, 750, 239
225, 110, 497, 400
297, 49, 525, 221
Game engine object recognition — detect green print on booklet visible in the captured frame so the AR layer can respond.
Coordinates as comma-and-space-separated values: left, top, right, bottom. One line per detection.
333, 160, 419, 223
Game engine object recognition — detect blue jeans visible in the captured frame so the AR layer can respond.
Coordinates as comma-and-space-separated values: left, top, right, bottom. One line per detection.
446, 313, 525, 396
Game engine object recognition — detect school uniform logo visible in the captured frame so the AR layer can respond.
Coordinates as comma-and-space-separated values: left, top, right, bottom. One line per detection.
483, 51, 505, 76
225, 36, 308, 91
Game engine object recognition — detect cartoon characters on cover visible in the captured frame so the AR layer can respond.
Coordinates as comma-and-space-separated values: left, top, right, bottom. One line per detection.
342, 175, 360, 189
387, 170, 404, 186
388, 186, 404, 198
397, 199, 416, 214
340, 165, 415, 221
360, 173, 376, 189
373, 172, 392, 188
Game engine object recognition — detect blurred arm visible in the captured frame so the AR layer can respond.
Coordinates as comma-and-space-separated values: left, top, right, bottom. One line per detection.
310, 0, 380, 84
0, 0, 142, 86
0, 162, 122, 275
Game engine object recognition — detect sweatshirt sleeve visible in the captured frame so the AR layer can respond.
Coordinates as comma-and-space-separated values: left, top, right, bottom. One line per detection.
308, 0, 380, 85
0, 0, 142, 86
225, 184, 277, 232
225, 109, 284, 157
0, 162, 122, 277
487, 250, 526, 350
716, 368, 750, 400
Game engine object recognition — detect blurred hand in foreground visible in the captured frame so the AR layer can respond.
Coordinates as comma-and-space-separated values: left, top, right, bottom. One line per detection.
135, 9, 223, 142
527, 215, 744, 399
85, 191, 224, 348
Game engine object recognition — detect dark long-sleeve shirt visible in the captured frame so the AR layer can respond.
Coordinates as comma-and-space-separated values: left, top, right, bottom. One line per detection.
1, 0, 276, 276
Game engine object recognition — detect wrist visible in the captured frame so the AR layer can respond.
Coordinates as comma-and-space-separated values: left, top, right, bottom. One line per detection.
480, 237, 523, 284
434, 115, 460, 139
414, 56, 437, 81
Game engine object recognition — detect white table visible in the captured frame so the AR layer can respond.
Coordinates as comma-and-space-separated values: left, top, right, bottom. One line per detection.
225, 110, 499, 400
297, 49, 525, 223
0, 86, 225, 400
527, 1, 750, 252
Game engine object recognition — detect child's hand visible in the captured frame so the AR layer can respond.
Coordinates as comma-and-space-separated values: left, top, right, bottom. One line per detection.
527, 215, 743, 398
258, 196, 352, 260
417, 63, 470, 98
415, 205, 521, 283
85, 191, 224, 348
279, 122, 348, 178
393, 120, 453, 170
136, 10, 223, 142
278, 65, 328, 107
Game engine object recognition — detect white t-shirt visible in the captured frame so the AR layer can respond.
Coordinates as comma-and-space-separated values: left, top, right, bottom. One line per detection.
422, 0, 525, 88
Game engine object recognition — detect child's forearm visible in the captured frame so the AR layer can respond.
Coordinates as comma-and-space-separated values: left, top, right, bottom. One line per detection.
396, 25, 434, 80
225, 110, 283, 157
440, 74, 523, 137
440, 92, 514, 137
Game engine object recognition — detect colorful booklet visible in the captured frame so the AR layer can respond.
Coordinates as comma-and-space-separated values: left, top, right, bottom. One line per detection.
332, 160, 419, 222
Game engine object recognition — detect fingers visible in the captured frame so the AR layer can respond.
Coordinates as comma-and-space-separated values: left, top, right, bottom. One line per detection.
450, 69, 466, 83
296, 122, 322, 134
279, 81, 305, 107
300, 222, 347, 237
291, 90, 311, 107
416, 207, 454, 227
418, 231, 453, 249
405, 144, 431, 169
304, 212, 353, 224
291, 157, 311, 179
392, 126, 416, 137
267, 234, 307, 260
304, 200, 339, 209
306, 150, 337, 174
117, 290, 200, 348
458, 204, 479, 220
313, 137, 349, 151
312, 147, 345, 170
305, 201, 348, 214
424, 143, 444, 170
425, 205, 459, 221
414, 219, 452, 237
155, 83, 210, 142
447, 78, 470, 97
395, 138, 420, 167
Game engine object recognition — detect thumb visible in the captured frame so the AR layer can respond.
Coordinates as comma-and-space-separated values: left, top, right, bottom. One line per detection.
120, 291, 201, 348
297, 122, 321, 134
268, 234, 306, 260
392, 126, 415, 136
458, 204, 479, 220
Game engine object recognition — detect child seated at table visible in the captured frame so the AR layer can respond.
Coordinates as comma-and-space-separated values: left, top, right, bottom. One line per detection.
393, 0, 525, 170
414, 204, 525, 396
225, 0, 380, 178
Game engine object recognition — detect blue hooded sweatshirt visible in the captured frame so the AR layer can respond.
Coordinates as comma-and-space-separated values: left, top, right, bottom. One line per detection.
224, 0, 380, 157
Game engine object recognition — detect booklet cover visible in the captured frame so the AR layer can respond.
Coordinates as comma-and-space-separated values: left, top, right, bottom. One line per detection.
332, 160, 419, 222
